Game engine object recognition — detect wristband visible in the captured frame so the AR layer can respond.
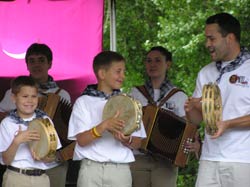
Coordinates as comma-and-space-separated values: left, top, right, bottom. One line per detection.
91, 127, 102, 138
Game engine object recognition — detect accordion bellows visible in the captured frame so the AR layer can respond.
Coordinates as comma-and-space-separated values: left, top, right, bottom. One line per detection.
140, 105, 197, 167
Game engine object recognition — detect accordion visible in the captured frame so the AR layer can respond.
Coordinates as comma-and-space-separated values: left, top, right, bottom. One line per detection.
38, 93, 75, 161
140, 105, 197, 167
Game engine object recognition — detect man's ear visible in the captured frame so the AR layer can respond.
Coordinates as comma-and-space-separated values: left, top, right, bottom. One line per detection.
227, 33, 236, 43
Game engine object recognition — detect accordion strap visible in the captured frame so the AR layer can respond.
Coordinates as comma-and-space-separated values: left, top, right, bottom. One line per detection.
136, 85, 155, 105
55, 88, 61, 95
136, 85, 184, 107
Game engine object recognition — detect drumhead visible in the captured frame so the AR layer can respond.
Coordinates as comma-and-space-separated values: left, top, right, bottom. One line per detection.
102, 94, 142, 135
28, 118, 57, 159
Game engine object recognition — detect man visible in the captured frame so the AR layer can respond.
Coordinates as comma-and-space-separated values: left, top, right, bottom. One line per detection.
0, 43, 71, 187
185, 13, 250, 187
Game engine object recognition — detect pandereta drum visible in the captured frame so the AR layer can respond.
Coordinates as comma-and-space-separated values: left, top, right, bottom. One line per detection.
102, 94, 142, 136
202, 83, 222, 135
28, 118, 58, 159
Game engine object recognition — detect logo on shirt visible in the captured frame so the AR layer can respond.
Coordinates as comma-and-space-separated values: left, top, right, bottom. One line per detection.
229, 74, 250, 87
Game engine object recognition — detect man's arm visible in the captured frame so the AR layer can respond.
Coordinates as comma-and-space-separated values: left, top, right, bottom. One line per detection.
212, 115, 250, 138
184, 97, 203, 125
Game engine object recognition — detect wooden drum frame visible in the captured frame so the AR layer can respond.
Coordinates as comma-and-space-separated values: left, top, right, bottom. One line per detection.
202, 83, 222, 135
28, 118, 58, 159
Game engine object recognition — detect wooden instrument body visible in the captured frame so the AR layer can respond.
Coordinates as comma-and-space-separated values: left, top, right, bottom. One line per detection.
102, 94, 142, 135
141, 105, 197, 167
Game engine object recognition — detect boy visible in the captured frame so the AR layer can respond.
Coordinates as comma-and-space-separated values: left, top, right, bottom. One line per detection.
0, 76, 61, 187
0, 43, 71, 187
68, 51, 146, 187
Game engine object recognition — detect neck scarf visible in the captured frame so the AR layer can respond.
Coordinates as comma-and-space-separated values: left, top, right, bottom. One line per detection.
9, 109, 47, 126
38, 75, 58, 90
145, 78, 174, 102
216, 47, 250, 83
81, 84, 121, 99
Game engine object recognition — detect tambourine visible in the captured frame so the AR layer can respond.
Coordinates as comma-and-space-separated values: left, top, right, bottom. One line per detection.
102, 94, 142, 135
28, 118, 58, 159
202, 83, 222, 135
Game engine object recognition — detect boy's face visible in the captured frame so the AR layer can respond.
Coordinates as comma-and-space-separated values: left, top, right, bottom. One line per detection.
99, 60, 125, 93
26, 54, 51, 83
11, 86, 39, 119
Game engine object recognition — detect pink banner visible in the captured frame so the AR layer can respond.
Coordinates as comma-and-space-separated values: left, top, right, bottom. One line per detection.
0, 0, 104, 101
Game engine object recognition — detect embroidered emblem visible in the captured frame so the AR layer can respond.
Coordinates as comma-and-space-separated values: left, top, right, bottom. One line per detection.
229, 75, 238, 84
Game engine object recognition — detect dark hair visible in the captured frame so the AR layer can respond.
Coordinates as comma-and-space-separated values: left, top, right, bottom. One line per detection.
11, 76, 38, 95
25, 43, 53, 63
206, 12, 241, 42
93, 51, 125, 75
147, 46, 172, 62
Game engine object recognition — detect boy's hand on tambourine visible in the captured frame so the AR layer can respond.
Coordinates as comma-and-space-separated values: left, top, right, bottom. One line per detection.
113, 131, 132, 147
102, 110, 125, 133
14, 125, 40, 144
31, 149, 56, 163
30, 148, 41, 161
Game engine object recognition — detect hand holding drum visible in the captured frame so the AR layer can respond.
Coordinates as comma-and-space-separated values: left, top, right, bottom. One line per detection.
102, 94, 142, 136
28, 118, 58, 160
202, 83, 222, 135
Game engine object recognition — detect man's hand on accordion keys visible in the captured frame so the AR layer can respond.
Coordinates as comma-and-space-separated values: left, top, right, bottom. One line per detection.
184, 131, 202, 159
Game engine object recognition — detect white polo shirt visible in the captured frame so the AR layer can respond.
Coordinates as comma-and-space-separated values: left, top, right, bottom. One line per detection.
193, 59, 250, 163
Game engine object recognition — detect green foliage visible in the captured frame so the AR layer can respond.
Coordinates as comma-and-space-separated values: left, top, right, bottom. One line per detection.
104, 0, 250, 186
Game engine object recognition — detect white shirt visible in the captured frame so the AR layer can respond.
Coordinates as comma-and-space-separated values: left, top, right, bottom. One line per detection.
0, 115, 62, 169
193, 59, 250, 163
68, 95, 146, 163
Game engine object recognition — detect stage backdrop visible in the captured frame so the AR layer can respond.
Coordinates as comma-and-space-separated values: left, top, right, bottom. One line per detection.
0, 0, 104, 102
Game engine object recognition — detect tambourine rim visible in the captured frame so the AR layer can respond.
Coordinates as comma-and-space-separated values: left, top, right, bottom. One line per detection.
28, 118, 57, 159
202, 83, 222, 135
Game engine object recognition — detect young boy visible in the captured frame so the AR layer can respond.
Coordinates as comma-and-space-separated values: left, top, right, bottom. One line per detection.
0, 76, 61, 187
68, 51, 146, 187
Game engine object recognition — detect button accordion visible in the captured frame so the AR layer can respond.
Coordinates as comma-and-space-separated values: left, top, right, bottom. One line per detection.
140, 105, 197, 167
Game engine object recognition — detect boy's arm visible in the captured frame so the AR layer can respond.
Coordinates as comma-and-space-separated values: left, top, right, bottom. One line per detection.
76, 111, 125, 146
2, 126, 40, 165
2, 138, 20, 165
122, 136, 143, 149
